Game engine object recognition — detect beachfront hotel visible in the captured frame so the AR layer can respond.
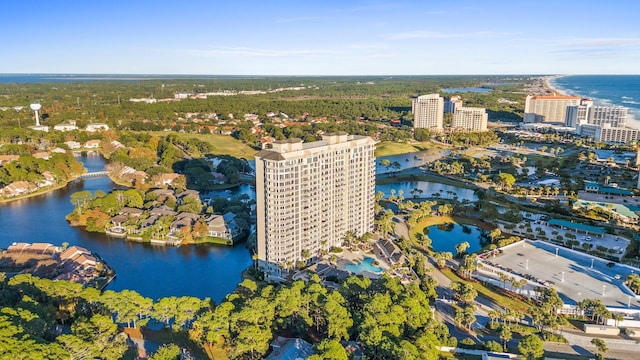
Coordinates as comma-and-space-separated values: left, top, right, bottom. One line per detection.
413, 94, 444, 131
565, 99, 628, 128
579, 124, 640, 144
524, 94, 581, 123
451, 107, 488, 132
255, 132, 376, 277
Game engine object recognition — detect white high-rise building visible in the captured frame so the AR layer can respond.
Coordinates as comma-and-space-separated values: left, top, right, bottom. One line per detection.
255, 132, 376, 277
451, 107, 488, 132
444, 96, 463, 114
413, 94, 444, 131
566, 99, 627, 128
524, 94, 581, 123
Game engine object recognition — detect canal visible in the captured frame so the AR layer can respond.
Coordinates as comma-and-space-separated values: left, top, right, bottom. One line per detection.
0, 155, 252, 303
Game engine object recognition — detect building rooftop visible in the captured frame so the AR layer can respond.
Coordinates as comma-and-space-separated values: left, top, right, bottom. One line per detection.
547, 218, 607, 235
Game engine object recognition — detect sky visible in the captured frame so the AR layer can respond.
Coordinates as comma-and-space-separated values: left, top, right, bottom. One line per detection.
2, 0, 640, 75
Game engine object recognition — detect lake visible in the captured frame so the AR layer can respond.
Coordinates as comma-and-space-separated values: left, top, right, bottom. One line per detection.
442, 88, 492, 93
375, 181, 478, 202
0, 155, 253, 302
425, 223, 484, 253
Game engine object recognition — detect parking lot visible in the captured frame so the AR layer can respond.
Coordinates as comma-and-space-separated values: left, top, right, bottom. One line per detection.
482, 241, 640, 308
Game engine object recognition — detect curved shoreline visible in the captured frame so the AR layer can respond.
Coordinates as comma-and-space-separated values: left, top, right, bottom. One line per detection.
543, 75, 568, 96
0, 175, 81, 205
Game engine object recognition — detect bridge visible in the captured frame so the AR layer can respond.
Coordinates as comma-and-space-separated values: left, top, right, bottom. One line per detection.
79, 171, 109, 178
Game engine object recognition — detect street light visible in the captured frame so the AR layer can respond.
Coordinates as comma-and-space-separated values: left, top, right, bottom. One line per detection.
526, 259, 529, 269
561, 271, 565, 282
591, 258, 594, 269
555, 247, 559, 257
602, 285, 606, 296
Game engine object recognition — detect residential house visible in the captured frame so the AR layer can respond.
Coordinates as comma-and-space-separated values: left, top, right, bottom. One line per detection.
51, 147, 67, 154
153, 173, 182, 187
53, 122, 79, 131
32, 151, 50, 160
64, 141, 82, 149
0, 154, 19, 166
7, 242, 58, 254
170, 212, 200, 232
60, 246, 92, 262
205, 212, 240, 239
85, 123, 109, 132
84, 139, 101, 149
266, 337, 314, 360
1, 181, 37, 197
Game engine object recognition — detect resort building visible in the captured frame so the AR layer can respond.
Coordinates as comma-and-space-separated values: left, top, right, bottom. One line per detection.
524, 94, 581, 123
566, 99, 628, 128
255, 132, 376, 277
451, 107, 488, 131
579, 124, 640, 144
444, 95, 463, 114
412, 94, 444, 131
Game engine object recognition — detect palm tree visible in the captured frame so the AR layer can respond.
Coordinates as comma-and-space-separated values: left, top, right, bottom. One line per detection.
591, 338, 608, 360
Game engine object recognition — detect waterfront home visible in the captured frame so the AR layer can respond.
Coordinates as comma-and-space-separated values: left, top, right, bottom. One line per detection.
177, 189, 200, 203
7, 242, 58, 255
0, 154, 19, 165
152, 173, 182, 187
37, 171, 57, 187
85, 123, 109, 132
205, 212, 240, 240
64, 141, 82, 149
51, 147, 67, 154
84, 139, 101, 149
32, 151, 50, 160
60, 246, 92, 262
1, 181, 37, 197
170, 212, 200, 232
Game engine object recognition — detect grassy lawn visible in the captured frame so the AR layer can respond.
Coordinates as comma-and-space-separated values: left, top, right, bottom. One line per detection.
374, 141, 433, 157
186, 237, 233, 246
147, 132, 257, 159
441, 268, 531, 313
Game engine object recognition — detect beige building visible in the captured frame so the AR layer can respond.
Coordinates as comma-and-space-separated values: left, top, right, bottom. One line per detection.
451, 107, 488, 131
524, 94, 581, 123
412, 94, 444, 131
566, 99, 627, 128
255, 133, 376, 276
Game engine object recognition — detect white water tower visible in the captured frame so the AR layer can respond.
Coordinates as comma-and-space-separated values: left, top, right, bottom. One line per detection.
30, 102, 42, 126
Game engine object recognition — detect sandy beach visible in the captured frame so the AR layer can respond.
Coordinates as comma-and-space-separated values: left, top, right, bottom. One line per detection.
542, 75, 566, 95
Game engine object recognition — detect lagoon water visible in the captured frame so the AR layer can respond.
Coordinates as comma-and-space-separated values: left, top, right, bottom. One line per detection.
0, 155, 252, 302
549, 75, 640, 127
425, 224, 484, 254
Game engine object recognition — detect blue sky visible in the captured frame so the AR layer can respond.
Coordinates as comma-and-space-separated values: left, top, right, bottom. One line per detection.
2, 0, 639, 75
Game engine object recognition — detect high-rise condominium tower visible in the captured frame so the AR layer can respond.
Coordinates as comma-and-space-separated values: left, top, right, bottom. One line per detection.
255, 133, 376, 276
413, 94, 444, 131
451, 107, 488, 132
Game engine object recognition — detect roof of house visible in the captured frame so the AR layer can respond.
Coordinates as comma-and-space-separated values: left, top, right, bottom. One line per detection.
266, 337, 314, 360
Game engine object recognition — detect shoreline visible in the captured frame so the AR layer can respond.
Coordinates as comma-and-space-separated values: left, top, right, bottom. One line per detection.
0, 175, 81, 205
543, 75, 567, 96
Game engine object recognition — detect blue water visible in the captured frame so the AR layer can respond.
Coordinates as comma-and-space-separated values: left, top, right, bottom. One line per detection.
343, 257, 382, 274
442, 87, 492, 93
549, 75, 640, 126
426, 224, 484, 254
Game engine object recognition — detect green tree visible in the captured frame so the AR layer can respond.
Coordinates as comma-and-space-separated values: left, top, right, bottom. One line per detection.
591, 338, 608, 359
149, 344, 181, 360
518, 334, 544, 359
308, 339, 348, 360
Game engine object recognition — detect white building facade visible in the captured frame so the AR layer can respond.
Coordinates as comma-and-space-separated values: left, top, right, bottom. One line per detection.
255, 133, 376, 276
451, 107, 488, 131
413, 94, 444, 131
524, 94, 581, 123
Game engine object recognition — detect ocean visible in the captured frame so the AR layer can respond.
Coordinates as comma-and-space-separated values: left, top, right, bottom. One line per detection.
549, 75, 640, 128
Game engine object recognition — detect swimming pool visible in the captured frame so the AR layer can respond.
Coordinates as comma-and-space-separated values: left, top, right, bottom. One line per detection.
344, 257, 383, 274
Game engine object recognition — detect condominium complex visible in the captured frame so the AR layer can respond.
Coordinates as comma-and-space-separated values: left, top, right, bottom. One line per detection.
451, 107, 488, 132
579, 124, 640, 144
444, 95, 463, 114
255, 133, 376, 276
413, 94, 444, 131
524, 94, 581, 123
566, 99, 627, 128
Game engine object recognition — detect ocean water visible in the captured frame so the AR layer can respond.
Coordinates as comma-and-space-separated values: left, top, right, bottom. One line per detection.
549, 75, 640, 128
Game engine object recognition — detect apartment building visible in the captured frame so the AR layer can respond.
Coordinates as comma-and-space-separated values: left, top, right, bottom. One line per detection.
524, 94, 581, 123
412, 94, 444, 131
566, 99, 627, 128
451, 107, 488, 132
255, 133, 376, 276
580, 124, 640, 143
444, 95, 463, 114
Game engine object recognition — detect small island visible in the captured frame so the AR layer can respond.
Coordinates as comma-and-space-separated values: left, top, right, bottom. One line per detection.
66, 187, 252, 246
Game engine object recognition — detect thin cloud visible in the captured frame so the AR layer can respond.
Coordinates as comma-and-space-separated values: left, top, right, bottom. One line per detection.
561, 37, 640, 48
385, 30, 517, 40
179, 47, 334, 58
345, 43, 388, 50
